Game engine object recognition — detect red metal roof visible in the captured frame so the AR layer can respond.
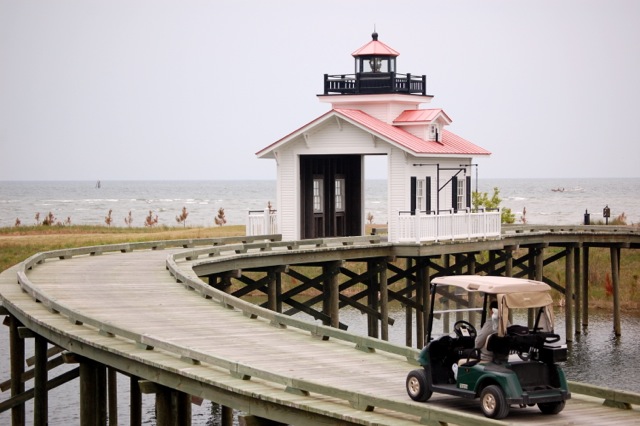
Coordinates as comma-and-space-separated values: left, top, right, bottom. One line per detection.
256, 108, 490, 157
394, 109, 452, 124
352, 33, 400, 57
334, 109, 490, 155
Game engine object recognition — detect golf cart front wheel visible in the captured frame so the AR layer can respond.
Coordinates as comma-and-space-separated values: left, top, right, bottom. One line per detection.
480, 385, 510, 419
406, 369, 432, 402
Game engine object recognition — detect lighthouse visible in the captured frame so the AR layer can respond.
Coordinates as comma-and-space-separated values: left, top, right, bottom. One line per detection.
256, 33, 493, 243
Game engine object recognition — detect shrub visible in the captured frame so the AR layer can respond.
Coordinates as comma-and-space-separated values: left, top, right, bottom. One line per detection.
214, 208, 227, 227
105, 209, 113, 227
144, 211, 159, 227
175, 207, 189, 228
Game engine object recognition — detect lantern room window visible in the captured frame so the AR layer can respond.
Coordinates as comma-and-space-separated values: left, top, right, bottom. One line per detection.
357, 56, 396, 74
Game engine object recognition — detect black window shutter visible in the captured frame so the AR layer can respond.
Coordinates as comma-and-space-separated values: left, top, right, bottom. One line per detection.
425, 176, 431, 214
451, 176, 458, 213
410, 176, 417, 215
466, 175, 472, 209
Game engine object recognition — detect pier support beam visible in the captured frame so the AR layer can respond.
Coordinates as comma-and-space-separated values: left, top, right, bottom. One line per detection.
9, 316, 25, 426
139, 380, 192, 426
504, 246, 515, 277
322, 261, 341, 329
221, 405, 234, 426
108, 367, 118, 426
574, 247, 582, 335
33, 334, 48, 426
415, 260, 425, 348
79, 358, 107, 426
405, 258, 413, 348
379, 259, 389, 341
130, 376, 142, 426
565, 245, 575, 341
267, 266, 284, 313
367, 260, 379, 338
610, 245, 622, 336
582, 247, 590, 328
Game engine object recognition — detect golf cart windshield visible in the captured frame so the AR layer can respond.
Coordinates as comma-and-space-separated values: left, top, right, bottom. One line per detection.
427, 276, 556, 341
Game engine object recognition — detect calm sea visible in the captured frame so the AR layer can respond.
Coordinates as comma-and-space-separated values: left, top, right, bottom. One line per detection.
0, 178, 639, 228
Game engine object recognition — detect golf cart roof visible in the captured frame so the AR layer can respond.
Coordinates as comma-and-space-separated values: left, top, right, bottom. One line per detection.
431, 275, 552, 294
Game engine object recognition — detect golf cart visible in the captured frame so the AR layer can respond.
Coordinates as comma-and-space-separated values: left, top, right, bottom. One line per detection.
406, 275, 570, 419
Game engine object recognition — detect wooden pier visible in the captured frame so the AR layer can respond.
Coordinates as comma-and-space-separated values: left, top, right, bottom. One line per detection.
0, 228, 639, 425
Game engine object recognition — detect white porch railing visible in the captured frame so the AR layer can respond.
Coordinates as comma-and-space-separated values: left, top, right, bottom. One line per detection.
246, 209, 501, 243
395, 209, 502, 243
246, 209, 278, 236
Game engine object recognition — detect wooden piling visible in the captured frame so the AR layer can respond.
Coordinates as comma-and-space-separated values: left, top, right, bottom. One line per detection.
9, 316, 25, 426
611, 246, 621, 336
108, 367, 117, 426
97, 363, 107, 424
574, 247, 582, 335
80, 360, 98, 426
565, 245, 575, 341
367, 260, 379, 338
33, 334, 48, 426
379, 259, 389, 341
582, 246, 590, 327
415, 260, 424, 348
405, 258, 413, 348
130, 376, 142, 426
504, 246, 514, 277
221, 405, 234, 426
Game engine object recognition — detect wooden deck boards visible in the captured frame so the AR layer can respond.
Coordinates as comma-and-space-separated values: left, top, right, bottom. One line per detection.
1, 248, 638, 425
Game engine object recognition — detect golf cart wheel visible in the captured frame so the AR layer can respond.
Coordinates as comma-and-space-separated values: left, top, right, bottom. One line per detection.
480, 385, 510, 419
538, 400, 565, 415
406, 369, 432, 402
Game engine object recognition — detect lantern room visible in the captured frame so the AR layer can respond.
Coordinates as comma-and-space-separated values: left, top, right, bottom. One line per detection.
323, 32, 426, 96
353, 31, 398, 74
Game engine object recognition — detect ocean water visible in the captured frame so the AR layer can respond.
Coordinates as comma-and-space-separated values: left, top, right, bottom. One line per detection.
0, 178, 639, 229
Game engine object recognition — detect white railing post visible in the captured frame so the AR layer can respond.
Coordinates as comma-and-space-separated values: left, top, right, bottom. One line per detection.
246, 210, 253, 236
263, 208, 270, 235
414, 209, 420, 244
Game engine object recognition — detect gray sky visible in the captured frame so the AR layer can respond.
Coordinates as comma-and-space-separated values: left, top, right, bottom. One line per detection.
1, 0, 638, 181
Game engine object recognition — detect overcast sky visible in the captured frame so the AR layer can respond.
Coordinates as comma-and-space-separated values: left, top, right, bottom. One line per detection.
1, 0, 638, 181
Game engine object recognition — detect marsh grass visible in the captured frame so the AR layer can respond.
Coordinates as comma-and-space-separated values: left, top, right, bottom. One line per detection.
0, 225, 245, 272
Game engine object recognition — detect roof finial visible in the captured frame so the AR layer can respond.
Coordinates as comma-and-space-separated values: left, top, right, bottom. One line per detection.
372, 24, 378, 41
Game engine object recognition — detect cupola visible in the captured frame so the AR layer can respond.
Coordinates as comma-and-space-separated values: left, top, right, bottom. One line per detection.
322, 32, 429, 97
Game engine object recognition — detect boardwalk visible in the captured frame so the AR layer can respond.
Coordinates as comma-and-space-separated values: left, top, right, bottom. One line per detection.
1, 235, 639, 425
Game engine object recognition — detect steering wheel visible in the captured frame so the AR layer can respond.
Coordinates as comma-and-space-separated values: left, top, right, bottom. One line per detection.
453, 320, 477, 339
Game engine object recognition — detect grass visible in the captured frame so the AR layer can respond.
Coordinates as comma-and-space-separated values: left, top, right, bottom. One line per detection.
1, 225, 637, 311
0, 225, 245, 272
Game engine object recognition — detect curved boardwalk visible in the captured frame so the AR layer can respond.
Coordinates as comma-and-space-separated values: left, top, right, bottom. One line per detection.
1, 235, 640, 425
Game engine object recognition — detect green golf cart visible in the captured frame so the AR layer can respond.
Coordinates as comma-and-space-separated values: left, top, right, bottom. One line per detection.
406, 275, 570, 419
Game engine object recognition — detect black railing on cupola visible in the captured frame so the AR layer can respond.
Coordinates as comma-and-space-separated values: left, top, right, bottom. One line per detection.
323, 72, 427, 95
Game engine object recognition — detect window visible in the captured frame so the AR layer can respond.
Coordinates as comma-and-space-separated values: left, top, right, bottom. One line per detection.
335, 178, 345, 212
416, 179, 425, 213
430, 124, 440, 142
457, 178, 465, 211
313, 179, 323, 213
363, 57, 389, 73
